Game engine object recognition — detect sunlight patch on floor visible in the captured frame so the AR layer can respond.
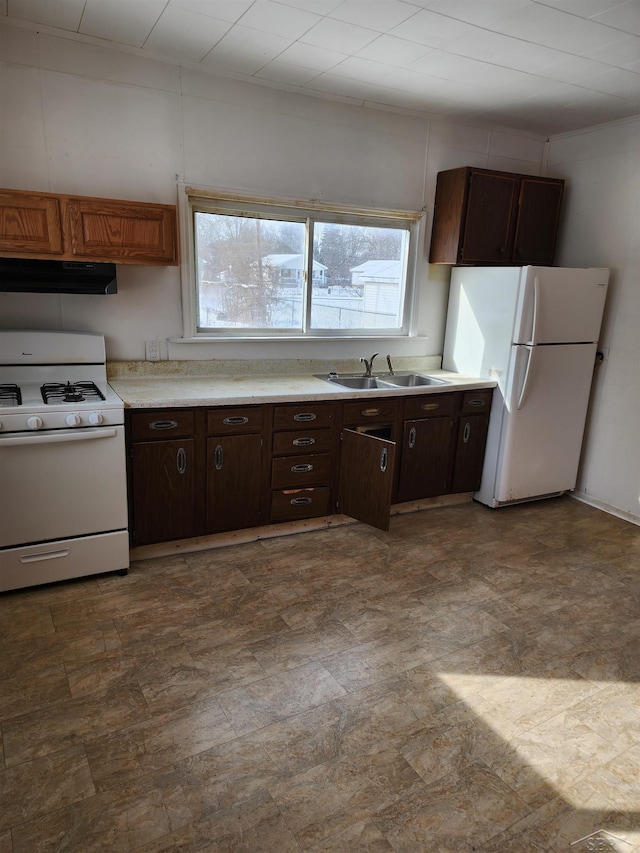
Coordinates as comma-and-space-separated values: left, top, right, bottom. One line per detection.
437, 671, 640, 820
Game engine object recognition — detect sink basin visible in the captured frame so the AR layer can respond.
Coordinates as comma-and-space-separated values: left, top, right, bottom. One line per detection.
378, 373, 448, 387
314, 372, 449, 390
316, 374, 388, 390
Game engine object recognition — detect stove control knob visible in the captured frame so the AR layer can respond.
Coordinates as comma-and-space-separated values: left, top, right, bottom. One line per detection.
88, 412, 104, 425
27, 416, 43, 430
66, 414, 82, 427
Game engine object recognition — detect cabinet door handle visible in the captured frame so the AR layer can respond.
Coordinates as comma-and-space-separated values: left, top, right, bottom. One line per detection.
468, 399, 486, 408
150, 419, 178, 430
408, 426, 416, 449
293, 437, 315, 447
420, 402, 440, 411
290, 496, 313, 506
214, 444, 223, 470
463, 422, 471, 443
362, 407, 381, 417
177, 447, 187, 474
222, 416, 249, 425
291, 463, 313, 473
294, 412, 316, 422
380, 447, 388, 473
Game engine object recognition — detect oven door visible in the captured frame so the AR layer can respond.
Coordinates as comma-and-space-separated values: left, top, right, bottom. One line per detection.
0, 425, 128, 549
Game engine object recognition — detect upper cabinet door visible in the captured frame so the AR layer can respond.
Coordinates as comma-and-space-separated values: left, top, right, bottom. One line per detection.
513, 178, 564, 266
0, 190, 64, 255
67, 198, 178, 264
461, 171, 519, 264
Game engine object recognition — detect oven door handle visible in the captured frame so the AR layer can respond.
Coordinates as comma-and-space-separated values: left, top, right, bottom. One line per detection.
0, 427, 118, 447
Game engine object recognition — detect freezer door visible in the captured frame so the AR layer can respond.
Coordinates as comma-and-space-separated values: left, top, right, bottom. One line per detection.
514, 267, 609, 345
493, 342, 598, 503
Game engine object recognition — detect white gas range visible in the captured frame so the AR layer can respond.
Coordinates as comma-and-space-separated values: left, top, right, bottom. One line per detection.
0, 330, 129, 592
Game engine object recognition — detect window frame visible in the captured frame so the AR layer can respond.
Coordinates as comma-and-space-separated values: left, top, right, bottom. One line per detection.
179, 187, 423, 340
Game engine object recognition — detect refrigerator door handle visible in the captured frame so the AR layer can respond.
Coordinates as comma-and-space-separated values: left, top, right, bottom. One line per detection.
530, 276, 540, 345
517, 345, 535, 410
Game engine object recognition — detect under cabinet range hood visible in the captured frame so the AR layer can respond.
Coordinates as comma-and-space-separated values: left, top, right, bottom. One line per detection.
0, 259, 117, 294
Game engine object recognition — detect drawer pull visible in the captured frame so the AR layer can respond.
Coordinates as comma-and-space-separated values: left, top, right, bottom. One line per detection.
293, 437, 315, 447
214, 444, 223, 470
463, 422, 471, 443
408, 426, 416, 449
150, 419, 178, 431
290, 496, 313, 506
468, 399, 486, 408
177, 447, 187, 474
291, 463, 313, 473
420, 402, 440, 411
222, 416, 249, 425
294, 412, 317, 422
361, 407, 381, 417
380, 447, 388, 473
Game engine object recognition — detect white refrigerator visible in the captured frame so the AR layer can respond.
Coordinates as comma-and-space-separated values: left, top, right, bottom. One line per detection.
443, 266, 609, 507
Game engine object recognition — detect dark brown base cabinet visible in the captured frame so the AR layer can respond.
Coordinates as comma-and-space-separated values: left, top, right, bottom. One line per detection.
206, 434, 262, 533
128, 410, 199, 546
205, 406, 264, 534
126, 388, 493, 546
270, 402, 337, 523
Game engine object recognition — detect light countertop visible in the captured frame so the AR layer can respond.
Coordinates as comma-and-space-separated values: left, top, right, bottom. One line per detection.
107, 358, 495, 409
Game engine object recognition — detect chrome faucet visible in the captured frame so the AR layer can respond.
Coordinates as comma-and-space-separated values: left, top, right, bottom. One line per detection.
386, 354, 394, 375
360, 352, 379, 377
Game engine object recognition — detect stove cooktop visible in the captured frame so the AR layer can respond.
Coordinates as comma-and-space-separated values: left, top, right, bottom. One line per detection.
0, 330, 124, 432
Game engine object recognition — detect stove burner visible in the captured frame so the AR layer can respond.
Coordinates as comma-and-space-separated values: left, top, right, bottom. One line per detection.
41, 381, 106, 405
0, 383, 22, 407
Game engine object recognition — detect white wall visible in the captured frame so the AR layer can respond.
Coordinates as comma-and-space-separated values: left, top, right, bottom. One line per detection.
547, 118, 640, 522
0, 22, 547, 362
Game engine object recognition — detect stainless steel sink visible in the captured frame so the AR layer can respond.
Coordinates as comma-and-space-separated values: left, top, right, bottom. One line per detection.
314, 372, 450, 390
315, 374, 389, 389
378, 373, 448, 387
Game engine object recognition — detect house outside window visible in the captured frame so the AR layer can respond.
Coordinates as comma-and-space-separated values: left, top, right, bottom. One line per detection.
182, 190, 422, 339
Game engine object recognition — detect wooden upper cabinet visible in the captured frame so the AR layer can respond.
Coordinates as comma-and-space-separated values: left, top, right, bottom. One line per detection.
67, 197, 177, 264
460, 171, 519, 264
0, 190, 64, 256
429, 167, 564, 266
0, 187, 178, 265
512, 177, 564, 265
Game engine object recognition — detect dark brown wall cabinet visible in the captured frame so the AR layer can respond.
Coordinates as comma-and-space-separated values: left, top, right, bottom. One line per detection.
0, 187, 178, 265
429, 167, 564, 266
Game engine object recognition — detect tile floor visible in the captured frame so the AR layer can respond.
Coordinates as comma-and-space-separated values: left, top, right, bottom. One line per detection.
1, 497, 639, 852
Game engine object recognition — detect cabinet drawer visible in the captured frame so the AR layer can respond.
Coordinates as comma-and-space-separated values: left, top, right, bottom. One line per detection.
273, 429, 333, 456
131, 410, 194, 441
270, 487, 330, 522
273, 403, 334, 430
342, 398, 397, 425
207, 406, 263, 434
404, 393, 458, 420
461, 390, 493, 414
272, 453, 331, 489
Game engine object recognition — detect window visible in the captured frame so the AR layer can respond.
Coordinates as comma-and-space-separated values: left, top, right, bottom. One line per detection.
183, 191, 422, 338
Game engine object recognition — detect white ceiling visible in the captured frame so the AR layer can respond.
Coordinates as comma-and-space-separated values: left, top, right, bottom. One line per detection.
2, 0, 640, 136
